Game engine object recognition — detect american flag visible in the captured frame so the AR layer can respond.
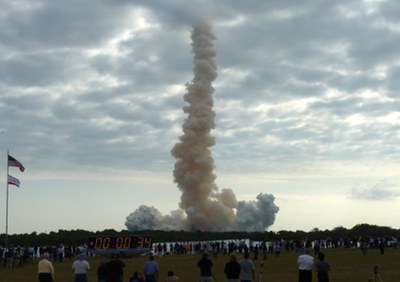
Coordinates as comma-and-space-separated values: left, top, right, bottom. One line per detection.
8, 155, 25, 172
8, 174, 20, 187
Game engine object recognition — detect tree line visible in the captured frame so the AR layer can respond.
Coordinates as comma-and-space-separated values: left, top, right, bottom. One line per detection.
1, 224, 399, 247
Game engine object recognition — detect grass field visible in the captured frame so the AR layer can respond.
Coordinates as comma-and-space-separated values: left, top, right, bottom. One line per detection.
1, 247, 399, 282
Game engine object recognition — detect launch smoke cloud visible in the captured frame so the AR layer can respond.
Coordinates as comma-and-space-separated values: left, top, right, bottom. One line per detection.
125, 23, 279, 232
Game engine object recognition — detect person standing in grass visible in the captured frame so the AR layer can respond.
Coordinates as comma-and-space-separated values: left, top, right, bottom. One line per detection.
97, 262, 107, 282
105, 254, 125, 282
143, 255, 159, 282
239, 252, 255, 282
369, 265, 383, 282
224, 253, 241, 282
315, 252, 330, 282
197, 251, 213, 282
72, 253, 91, 282
38, 253, 55, 282
297, 248, 314, 282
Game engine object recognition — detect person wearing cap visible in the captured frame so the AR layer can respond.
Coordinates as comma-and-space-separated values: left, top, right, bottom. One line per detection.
72, 253, 91, 282
38, 252, 55, 282
197, 251, 213, 282
143, 255, 159, 282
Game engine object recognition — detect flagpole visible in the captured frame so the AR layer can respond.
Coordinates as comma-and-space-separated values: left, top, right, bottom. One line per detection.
5, 149, 9, 249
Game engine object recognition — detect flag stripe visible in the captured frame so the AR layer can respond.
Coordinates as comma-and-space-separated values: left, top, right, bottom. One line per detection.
8, 174, 20, 187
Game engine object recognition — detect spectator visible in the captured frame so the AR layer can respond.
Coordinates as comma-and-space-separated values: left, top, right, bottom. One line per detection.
297, 249, 314, 282
129, 270, 145, 282
38, 253, 55, 282
273, 243, 281, 258
197, 251, 213, 282
315, 252, 330, 282
143, 255, 159, 282
97, 262, 107, 282
379, 240, 385, 255
105, 254, 125, 282
239, 252, 255, 282
369, 265, 383, 282
165, 270, 179, 282
224, 253, 241, 282
72, 253, 91, 282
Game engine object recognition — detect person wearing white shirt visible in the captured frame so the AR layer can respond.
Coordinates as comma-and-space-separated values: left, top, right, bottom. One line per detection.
297, 249, 314, 282
38, 253, 55, 282
72, 253, 91, 282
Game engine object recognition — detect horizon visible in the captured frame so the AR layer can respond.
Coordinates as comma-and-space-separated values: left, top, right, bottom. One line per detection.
3, 222, 399, 236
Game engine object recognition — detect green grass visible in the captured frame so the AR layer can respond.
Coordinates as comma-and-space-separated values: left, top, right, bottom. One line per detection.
1, 247, 400, 282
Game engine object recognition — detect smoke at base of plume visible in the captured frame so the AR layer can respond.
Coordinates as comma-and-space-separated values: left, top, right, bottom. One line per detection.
125, 192, 279, 232
125, 23, 279, 232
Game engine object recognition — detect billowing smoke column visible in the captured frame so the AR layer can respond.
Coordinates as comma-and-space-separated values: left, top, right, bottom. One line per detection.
125, 23, 279, 232
171, 23, 234, 231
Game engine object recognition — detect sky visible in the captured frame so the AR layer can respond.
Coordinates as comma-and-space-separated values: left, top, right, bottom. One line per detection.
0, 0, 400, 235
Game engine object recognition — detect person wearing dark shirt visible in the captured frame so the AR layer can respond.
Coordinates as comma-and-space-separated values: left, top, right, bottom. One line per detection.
315, 252, 330, 282
197, 251, 213, 282
104, 254, 125, 282
224, 253, 241, 282
97, 262, 106, 282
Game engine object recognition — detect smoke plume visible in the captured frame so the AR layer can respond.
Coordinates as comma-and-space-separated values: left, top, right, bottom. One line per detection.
125, 23, 279, 232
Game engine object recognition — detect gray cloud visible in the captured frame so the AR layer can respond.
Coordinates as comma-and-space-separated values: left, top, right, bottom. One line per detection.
351, 180, 400, 200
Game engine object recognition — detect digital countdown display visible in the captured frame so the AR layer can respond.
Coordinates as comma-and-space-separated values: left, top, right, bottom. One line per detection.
88, 235, 153, 250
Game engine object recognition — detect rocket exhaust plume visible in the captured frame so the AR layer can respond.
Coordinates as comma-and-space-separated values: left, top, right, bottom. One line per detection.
125, 23, 279, 232
171, 23, 223, 231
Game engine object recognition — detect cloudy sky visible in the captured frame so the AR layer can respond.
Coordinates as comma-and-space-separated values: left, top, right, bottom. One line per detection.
1, 0, 399, 235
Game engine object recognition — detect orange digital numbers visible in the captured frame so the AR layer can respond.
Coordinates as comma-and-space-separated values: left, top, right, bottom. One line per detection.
123, 237, 131, 248
116, 237, 124, 248
136, 236, 152, 248
137, 236, 144, 248
95, 238, 103, 249
89, 235, 151, 249
94, 237, 111, 249
144, 237, 153, 248
102, 237, 110, 249
115, 237, 132, 249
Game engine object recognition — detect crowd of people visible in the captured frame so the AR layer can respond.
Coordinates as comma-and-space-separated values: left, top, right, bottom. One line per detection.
1, 243, 87, 269
31, 241, 393, 282
35, 249, 253, 282
35, 247, 331, 282
1, 236, 393, 281
37, 252, 166, 282
36, 248, 329, 282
